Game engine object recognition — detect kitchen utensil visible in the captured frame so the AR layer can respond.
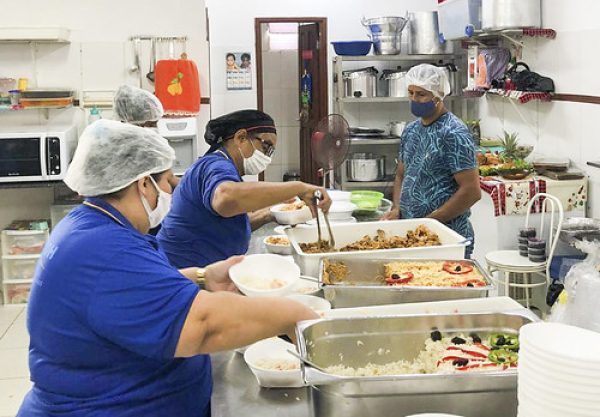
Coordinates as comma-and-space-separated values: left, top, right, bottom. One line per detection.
331, 41, 372, 56
437, 63, 462, 96
20, 89, 73, 99
381, 69, 408, 97
349, 127, 385, 134
286, 349, 328, 373
313, 189, 335, 249
538, 169, 585, 181
285, 219, 469, 277
319, 257, 493, 308
8, 90, 21, 106
350, 190, 384, 211
346, 153, 386, 182
129, 38, 141, 73
311, 114, 351, 188
342, 67, 378, 98
482, 0, 541, 31
270, 202, 312, 225
17, 78, 28, 91
407, 11, 450, 55
362, 16, 409, 55
263, 235, 293, 255
296, 311, 538, 417
243, 338, 303, 388
146, 38, 156, 83
389, 121, 406, 137
532, 157, 570, 172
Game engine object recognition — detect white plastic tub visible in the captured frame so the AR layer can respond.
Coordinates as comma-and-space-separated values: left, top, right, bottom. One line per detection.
285, 219, 468, 276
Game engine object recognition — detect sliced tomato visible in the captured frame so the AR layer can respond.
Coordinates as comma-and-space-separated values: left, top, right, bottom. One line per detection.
385, 272, 414, 285
443, 261, 474, 275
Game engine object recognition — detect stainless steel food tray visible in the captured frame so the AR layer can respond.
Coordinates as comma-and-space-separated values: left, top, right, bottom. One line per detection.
318, 257, 494, 308
296, 310, 539, 417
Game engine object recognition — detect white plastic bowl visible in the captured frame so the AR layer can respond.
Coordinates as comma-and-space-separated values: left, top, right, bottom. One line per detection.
328, 201, 358, 220
328, 189, 352, 202
243, 337, 304, 388
286, 294, 331, 312
270, 202, 312, 225
229, 254, 300, 297
263, 235, 293, 255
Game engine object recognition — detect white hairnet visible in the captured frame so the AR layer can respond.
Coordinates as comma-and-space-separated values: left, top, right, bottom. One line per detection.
113, 85, 164, 124
64, 119, 175, 196
406, 64, 451, 99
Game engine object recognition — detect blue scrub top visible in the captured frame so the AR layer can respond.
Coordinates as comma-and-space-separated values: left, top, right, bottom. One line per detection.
157, 149, 251, 268
398, 112, 477, 255
17, 198, 210, 417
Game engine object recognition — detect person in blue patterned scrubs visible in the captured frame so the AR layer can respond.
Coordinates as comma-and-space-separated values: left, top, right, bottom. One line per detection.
383, 64, 481, 257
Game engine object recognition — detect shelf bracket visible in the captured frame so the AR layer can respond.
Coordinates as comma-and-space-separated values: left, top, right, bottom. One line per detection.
499, 33, 525, 49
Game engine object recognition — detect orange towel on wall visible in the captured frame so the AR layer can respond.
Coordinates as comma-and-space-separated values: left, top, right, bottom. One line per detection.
155, 55, 201, 115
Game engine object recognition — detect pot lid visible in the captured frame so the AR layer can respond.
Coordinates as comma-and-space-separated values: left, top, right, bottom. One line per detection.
342, 66, 378, 77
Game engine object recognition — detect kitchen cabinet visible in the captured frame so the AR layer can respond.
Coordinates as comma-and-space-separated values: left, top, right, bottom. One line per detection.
332, 54, 471, 196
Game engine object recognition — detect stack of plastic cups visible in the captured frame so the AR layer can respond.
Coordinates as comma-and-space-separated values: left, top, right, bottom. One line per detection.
518, 227, 536, 257
528, 238, 547, 263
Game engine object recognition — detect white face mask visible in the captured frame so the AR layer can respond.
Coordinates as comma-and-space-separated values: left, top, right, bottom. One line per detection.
140, 176, 172, 228
239, 141, 272, 175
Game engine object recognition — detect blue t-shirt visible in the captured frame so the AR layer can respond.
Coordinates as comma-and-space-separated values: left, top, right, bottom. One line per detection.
158, 149, 251, 268
399, 112, 477, 248
17, 198, 210, 417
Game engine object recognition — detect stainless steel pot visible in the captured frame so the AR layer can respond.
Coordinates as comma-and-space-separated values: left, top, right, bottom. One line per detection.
438, 63, 462, 96
381, 69, 408, 97
342, 67, 378, 98
407, 11, 451, 55
389, 121, 406, 137
482, 0, 541, 30
346, 153, 385, 182
362, 16, 408, 55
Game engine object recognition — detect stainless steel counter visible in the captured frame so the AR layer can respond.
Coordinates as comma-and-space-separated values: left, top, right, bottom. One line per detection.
211, 351, 311, 417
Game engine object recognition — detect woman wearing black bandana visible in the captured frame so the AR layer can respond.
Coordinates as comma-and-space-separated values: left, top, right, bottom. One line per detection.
157, 109, 331, 268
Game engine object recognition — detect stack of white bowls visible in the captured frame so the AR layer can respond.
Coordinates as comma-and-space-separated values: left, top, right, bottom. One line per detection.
518, 322, 600, 417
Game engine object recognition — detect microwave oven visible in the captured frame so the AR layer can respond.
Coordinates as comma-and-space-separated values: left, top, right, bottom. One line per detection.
0, 124, 78, 183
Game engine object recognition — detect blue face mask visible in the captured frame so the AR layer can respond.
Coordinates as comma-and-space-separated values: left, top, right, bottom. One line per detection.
410, 100, 437, 118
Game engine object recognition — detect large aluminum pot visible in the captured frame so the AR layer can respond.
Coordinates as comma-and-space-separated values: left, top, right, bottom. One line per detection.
407, 11, 451, 55
342, 67, 378, 98
437, 63, 462, 96
482, 0, 541, 30
362, 16, 408, 55
346, 153, 385, 182
381, 69, 408, 97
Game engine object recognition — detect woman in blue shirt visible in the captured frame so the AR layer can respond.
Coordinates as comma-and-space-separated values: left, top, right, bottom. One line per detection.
383, 64, 481, 257
17, 120, 317, 417
157, 110, 331, 268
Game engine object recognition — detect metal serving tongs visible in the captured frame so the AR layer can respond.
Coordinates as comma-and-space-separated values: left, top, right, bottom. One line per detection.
312, 190, 335, 250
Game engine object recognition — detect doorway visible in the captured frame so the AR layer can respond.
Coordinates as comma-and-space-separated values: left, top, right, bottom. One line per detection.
255, 17, 328, 185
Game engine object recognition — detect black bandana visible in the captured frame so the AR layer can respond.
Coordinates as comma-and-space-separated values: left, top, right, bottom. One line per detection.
204, 109, 276, 153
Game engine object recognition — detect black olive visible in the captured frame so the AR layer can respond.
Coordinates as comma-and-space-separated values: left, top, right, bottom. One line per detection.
452, 358, 469, 367
454, 266, 461, 272
496, 357, 505, 363
470, 333, 482, 344
495, 335, 506, 346
466, 283, 474, 287
430, 330, 442, 341
391, 273, 400, 280
451, 336, 466, 345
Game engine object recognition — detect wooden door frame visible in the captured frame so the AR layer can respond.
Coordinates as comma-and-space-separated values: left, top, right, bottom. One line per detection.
254, 17, 328, 183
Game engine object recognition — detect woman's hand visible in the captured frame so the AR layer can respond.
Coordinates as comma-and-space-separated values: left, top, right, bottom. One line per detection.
381, 206, 401, 221
204, 256, 244, 293
298, 184, 332, 216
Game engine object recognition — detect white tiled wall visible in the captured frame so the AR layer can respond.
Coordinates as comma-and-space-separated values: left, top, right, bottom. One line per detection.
262, 47, 301, 183
478, 0, 600, 218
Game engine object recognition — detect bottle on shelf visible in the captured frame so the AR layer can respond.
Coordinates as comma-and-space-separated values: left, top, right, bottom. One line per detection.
88, 107, 102, 125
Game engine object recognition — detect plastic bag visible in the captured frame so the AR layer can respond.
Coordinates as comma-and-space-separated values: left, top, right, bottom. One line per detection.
549, 240, 600, 332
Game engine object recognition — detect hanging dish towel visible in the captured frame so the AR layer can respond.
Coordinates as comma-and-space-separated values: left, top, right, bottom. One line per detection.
155, 53, 201, 115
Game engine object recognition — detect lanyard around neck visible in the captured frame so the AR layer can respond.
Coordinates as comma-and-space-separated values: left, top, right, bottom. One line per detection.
83, 201, 125, 226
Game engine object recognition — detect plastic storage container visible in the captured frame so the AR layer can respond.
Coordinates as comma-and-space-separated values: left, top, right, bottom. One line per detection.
438, 0, 483, 41
1, 230, 48, 256
2, 255, 39, 281
331, 41, 372, 56
2, 281, 32, 304
482, 0, 541, 31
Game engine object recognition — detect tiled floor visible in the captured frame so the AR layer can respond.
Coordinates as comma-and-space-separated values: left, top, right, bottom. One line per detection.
0, 305, 30, 417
